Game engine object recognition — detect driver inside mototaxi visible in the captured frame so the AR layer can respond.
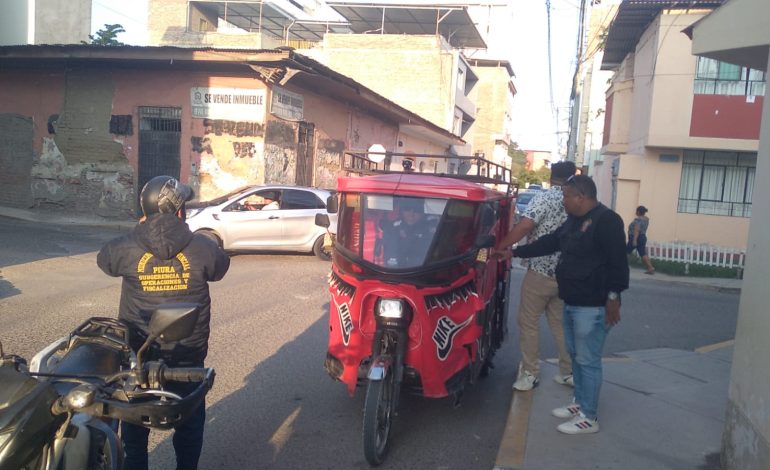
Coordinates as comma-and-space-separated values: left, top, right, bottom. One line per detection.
380, 198, 434, 268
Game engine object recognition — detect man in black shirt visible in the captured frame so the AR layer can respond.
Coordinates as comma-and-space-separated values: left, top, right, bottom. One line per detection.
98, 176, 230, 469
512, 175, 629, 434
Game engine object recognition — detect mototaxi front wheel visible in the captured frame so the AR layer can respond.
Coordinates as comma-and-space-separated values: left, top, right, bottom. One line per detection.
362, 373, 395, 466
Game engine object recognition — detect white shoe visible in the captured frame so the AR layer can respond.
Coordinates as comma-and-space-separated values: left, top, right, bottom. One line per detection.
551, 401, 581, 419
557, 412, 599, 434
512, 370, 539, 391
553, 374, 574, 387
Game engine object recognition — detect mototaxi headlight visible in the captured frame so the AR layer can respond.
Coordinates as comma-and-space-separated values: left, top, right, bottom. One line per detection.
377, 299, 404, 319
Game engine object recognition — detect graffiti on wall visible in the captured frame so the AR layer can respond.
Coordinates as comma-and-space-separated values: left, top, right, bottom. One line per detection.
195, 120, 265, 200
203, 119, 264, 137
264, 144, 296, 185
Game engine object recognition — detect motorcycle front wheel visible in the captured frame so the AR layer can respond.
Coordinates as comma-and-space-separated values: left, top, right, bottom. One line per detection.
362, 372, 396, 466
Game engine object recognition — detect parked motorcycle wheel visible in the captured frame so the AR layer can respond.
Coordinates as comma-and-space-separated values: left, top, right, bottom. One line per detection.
362, 372, 395, 466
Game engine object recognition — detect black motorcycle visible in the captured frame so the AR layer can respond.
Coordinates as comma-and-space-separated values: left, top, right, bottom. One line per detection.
0, 304, 215, 470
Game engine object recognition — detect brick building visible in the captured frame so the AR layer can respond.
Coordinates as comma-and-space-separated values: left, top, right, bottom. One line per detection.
0, 45, 461, 217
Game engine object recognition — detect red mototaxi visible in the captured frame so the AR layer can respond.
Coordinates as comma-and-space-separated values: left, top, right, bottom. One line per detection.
324, 173, 514, 398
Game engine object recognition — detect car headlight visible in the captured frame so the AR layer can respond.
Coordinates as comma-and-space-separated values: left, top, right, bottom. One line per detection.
377, 298, 404, 318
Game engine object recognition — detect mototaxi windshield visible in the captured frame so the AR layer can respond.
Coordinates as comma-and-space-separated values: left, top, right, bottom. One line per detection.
336, 193, 483, 270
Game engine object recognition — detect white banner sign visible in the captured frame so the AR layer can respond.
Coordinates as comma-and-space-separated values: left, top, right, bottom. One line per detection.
270, 86, 304, 121
190, 87, 266, 121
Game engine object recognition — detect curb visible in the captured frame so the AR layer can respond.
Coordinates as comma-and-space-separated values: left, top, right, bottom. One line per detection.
630, 271, 742, 294
0, 207, 134, 231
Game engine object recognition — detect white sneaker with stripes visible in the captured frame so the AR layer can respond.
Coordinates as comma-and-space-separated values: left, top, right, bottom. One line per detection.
551, 401, 581, 419
557, 412, 600, 434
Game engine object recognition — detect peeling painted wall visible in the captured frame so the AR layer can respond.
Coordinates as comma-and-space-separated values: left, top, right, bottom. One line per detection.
315, 139, 344, 189
264, 119, 298, 185
194, 119, 266, 200
0, 68, 135, 217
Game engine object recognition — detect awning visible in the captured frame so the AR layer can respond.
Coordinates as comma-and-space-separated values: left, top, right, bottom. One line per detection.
190, 1, 351, 42
601, 0, 723, 70
327, 1, 486, 49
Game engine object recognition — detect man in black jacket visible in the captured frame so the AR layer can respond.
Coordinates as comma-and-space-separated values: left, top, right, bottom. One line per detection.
511, 175, 628, 434
97, 176, 230, 469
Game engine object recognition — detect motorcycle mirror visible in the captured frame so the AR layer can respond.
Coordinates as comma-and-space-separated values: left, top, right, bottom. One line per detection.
147, 303, 200, 342
326, 195, 338, 214
315, 213, 330, 228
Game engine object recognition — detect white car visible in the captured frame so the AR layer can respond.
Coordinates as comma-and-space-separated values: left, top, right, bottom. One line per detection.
185, 185, 336, 260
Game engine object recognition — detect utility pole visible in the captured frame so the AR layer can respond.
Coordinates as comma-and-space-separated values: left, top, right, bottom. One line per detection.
566, 0, 590, 166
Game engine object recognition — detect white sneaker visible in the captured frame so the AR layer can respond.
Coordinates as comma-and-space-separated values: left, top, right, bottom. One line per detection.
553, 374, 574, 387
512, 370, 539, 391
551, 401, 581, 419
557, 412, 599, 434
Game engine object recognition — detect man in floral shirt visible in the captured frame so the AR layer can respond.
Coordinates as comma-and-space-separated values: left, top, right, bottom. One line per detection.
494, 161, 576, 391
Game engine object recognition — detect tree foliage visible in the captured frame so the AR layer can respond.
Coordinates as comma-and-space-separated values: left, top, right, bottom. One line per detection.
508, 141, 550, 185
83, 24, 125, 46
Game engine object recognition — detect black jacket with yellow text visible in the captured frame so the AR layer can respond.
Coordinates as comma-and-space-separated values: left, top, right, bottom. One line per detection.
97, 214, 230, 364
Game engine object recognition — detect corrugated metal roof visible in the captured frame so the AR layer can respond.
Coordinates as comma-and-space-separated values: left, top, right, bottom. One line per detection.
601, 0, 724, 70
327, 2, 486, 49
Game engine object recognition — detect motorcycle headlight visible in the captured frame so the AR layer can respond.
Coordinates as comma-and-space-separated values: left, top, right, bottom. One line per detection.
377, 299, 404, 319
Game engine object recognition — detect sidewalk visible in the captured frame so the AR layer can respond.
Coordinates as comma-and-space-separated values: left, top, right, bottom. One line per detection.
494, 270, 738, 470
0, 206, 135, 230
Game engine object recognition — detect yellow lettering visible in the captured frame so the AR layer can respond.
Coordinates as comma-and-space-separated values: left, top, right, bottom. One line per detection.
137, 253, 153, 272
176, 253, 191, 271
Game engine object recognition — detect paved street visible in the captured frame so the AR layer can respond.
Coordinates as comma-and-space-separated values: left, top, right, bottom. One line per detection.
0, 217, 740, 469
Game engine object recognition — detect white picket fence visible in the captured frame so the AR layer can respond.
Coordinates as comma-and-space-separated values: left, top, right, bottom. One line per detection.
647, 241, 745, 268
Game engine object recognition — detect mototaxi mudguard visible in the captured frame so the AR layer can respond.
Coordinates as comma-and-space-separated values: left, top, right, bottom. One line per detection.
79, 368, 215, 430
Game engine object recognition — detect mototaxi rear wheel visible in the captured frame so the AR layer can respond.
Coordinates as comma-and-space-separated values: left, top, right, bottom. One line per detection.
362, 372, 395, 466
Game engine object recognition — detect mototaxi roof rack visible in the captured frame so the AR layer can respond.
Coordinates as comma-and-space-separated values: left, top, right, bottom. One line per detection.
341, 151, 517, 195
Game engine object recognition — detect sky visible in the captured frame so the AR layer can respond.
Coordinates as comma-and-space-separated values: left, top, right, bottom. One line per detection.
91, 0, 581, 155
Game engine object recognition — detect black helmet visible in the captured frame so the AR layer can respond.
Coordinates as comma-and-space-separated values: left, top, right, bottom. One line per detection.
140, 176, 193, 217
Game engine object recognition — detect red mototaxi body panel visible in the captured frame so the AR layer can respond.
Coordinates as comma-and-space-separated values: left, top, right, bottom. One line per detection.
328, 173, 513, 398
329, 266, 489, 398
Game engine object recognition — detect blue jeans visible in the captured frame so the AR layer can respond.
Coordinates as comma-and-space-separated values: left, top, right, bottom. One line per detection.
122, 381, 206, 470
562, 304, 610, 420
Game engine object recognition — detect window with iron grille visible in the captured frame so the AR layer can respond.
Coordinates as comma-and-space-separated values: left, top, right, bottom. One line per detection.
677, 150, 755, 218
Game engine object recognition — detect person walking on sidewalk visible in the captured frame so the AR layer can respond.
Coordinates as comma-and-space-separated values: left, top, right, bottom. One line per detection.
627, 205, 655, 274
510, 175, 629, 434
97, 176, 230, 469
493, 161, 577, 391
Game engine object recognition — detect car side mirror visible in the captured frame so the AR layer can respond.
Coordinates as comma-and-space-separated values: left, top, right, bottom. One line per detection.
315, 213, 330, 228
326, 195, 338, 214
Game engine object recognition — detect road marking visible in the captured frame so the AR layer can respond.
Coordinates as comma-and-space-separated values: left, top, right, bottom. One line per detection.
695, 339, 734, 354
493, 389, 533, 470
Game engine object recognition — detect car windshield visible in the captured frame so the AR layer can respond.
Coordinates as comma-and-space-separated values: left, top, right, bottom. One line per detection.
337, 193, 481, 270
205, 186, 253, 205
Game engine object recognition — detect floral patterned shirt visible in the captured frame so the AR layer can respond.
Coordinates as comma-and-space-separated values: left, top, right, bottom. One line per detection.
520, 187, 567, 278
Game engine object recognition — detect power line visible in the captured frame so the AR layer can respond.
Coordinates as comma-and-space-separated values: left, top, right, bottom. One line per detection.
545, 0, 558, 149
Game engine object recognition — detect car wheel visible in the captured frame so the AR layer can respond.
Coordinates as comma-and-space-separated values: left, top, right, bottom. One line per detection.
313, 235, 332, 261
197, 230, 223, 249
